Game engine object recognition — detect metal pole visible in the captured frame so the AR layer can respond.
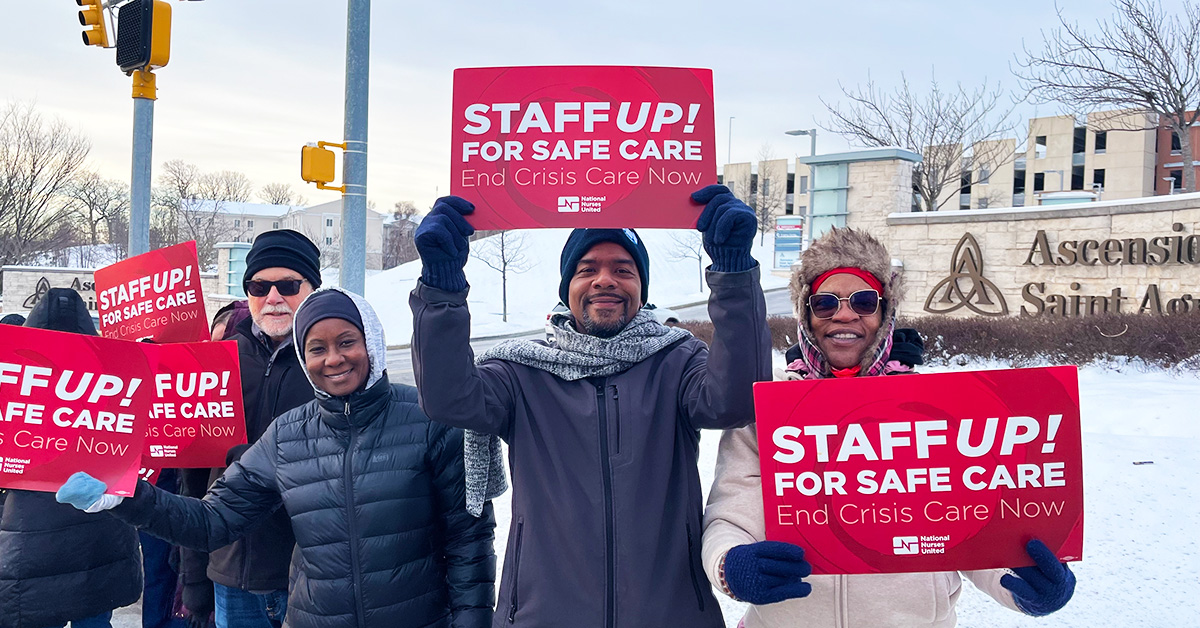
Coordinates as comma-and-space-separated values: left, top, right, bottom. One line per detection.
129, 72, 155, 258
340, 0, 370, 295
808, 128, 817, 157
727, 116, 734, 165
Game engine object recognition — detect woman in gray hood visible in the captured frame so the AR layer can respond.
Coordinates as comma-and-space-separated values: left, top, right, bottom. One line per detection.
57, 288, 496, 628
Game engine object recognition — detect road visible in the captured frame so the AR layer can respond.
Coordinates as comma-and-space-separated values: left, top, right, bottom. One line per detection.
385, 287, 793, 385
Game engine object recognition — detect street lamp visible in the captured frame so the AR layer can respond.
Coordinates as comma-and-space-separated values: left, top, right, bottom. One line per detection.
1163, 176, 1179, 194
785, 128, 817, 156
727, 116, 735, 164
1044, 169, 1065, 192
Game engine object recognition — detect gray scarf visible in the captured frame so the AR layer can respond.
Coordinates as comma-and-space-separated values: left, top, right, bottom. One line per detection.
463, 310, 691, 516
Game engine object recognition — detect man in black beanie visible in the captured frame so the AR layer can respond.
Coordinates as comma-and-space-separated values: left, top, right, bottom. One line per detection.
409, 187, 772, 628
179, 229, 321, 628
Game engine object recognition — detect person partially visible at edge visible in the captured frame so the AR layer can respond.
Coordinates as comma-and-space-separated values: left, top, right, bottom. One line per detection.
179, 229, 322, 628
210, 300, 250, 343
56, 287, 498, 628
702, 227, 1077, 628
408, 185, 772, 627
0, 289, 141, 628
0, 314, 25, 529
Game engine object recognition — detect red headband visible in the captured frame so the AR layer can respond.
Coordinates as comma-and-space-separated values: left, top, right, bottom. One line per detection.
811, 267, 884, 294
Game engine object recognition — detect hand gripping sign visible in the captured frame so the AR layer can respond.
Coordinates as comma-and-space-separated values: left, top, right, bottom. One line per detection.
451, 65, 716, 229
0, 325, 152, 496
95, 241, 209, 343
753, 366, 1083, 574
145, 340, 246, 468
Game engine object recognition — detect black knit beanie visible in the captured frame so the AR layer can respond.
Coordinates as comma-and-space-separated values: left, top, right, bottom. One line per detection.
558, 228, 650, 306
293, 289, 364, 353
243, 229, 322, 290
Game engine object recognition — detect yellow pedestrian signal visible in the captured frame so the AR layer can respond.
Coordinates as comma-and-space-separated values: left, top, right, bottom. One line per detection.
77, 0, 110, 48
116, 0, 171, 73
301, 142, 345, 192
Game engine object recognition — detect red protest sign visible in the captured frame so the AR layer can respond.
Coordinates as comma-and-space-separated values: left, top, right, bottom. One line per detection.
95, 241, 209, 343
451, 65, 716, 229
0, 325, 151, 496
145, 340, 245, 468
753, 366, 1083, 575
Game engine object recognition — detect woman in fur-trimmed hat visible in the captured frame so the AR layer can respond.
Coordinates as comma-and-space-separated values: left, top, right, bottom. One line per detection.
700, 227, 1076, 627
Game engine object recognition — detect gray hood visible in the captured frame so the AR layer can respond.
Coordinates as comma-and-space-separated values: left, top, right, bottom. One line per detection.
292, 286, 388, 396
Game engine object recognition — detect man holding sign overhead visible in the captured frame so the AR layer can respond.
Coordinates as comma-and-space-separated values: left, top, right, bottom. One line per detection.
409, 182, 770, 627
701, 228, 1077, 628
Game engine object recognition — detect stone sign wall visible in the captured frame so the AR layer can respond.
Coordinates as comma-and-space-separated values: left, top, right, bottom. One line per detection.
882, 194, 1200, 318
2, 265, 225, 326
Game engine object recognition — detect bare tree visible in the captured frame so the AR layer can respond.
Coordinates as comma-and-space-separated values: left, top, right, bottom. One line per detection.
754, 144, 786, 243
470, 230, 531, 322
301, 224, 340, 269
259, 182, 307, 206
821, 74, 1020, 211
383, 200, 420, 269
0, 101, 91, 267
156, 160, 255, 267
64, 172, 129, 252
1015, 0, 1200, 192
668, 230, 706, 292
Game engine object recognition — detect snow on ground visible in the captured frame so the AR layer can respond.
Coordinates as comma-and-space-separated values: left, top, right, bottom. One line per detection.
484, 359, 1200, 628
361, 229, 788, 345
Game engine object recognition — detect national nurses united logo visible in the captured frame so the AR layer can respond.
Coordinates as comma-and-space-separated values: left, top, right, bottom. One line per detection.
924, 233, 1009, 316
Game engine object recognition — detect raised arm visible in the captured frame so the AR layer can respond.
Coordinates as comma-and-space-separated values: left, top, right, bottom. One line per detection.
680, 185, 772, 430
410, 196, 517, 437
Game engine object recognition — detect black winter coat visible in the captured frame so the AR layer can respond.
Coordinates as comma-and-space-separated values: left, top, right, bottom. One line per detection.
0, 288, 142, 628
180, 315, 313, 592
410, 268, 771, 628
114, 378, 497, 628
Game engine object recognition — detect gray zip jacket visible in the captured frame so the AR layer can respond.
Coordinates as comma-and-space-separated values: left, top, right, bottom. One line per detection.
410, 267, 771, 628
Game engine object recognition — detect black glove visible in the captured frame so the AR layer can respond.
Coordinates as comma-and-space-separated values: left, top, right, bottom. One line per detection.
691, 184, 757, 272
1001, 539, 1076, 616
414, 196, 476, 292
722, 541, 812, 605
182, 580, 215, 623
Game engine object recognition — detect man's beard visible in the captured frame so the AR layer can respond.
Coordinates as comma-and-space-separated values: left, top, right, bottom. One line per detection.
579, 308, 629, 339
253, 303, 295, 340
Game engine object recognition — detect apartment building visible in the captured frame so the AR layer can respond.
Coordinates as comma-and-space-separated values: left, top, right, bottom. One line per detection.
718, 158, 812, 221
1155, 111, 1200, 195
182, 199, 386, 269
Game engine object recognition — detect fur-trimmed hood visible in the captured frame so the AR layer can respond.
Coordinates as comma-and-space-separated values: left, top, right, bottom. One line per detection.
789, 227, 904, 372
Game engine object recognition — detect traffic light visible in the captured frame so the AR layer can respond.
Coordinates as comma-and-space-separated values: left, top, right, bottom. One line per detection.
77, 0, 110, 48
115, 0, 171, 73
301, 142, 345, 192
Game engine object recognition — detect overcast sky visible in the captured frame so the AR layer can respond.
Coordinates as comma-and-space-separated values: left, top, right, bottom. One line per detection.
4, 0, 1160, 213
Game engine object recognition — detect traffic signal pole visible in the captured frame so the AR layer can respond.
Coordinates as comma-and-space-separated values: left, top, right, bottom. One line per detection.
130, 70, 156, 257
340, 0, 370, 295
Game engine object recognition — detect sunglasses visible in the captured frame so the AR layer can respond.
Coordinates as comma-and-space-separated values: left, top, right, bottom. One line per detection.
244, 279, 306, 297
807, 289, 881, 319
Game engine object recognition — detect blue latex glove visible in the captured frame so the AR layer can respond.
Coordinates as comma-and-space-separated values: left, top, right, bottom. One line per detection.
56, 471, 123, 512
414, 196, 475, 292
723, 540, 812, 605
1001, 539, 1076, 616
691, 184, 758, 272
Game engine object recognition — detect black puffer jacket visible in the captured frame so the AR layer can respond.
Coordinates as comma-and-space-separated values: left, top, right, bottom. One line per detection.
0, 289, 142, 628
114, 288, 496, 628
179, 313, 312, 593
